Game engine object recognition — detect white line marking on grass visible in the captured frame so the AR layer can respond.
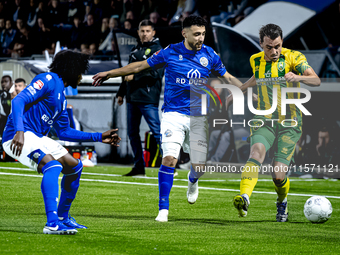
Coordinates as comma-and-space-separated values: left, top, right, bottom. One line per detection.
1, 171, 340, 199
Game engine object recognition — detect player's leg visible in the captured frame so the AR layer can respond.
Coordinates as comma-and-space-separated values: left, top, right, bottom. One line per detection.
2, 132, 77, 234
234, 123, 275, 217
155, 112, 185, 222
57, 153, 87, 229
272, 161, 290, 222
187, 115, 209, 204
272, 126, 301, 222
125, 102, 145, 176
141, 103, 161, 150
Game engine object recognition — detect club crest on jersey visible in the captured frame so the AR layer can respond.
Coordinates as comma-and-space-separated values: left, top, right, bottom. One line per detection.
179, 55, 183, 60
33, 80, 44, 90
278, 62, 285, 72
200, 57, 208, 67
145, 48, 151, 55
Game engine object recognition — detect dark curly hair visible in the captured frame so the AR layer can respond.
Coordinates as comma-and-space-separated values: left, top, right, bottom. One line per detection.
182, 15, 207, 29
48, 50, 89, 88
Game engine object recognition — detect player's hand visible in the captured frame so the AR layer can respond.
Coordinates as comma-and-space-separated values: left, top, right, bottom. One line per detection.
284, 72, 300, 83
117, 96, 124, 106
92, 71, 110, 87
102, 128, 121, 146
124, 74, 134, 82
10, 131, 24, 157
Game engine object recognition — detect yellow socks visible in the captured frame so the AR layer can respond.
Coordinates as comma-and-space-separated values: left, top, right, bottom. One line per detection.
240, 158, 261, 198
273, 177, 290, 202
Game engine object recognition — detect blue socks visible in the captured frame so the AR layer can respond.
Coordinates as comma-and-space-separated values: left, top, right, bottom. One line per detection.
158, 165, 175, 210
189, 165, 205, 183
58, 160, 83, 219
41, 161, 63, 224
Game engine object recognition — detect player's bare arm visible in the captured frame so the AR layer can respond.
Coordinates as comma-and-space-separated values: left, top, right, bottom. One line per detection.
10, 131, 24, 157
102, 128, 121, 146
92, 60, 150, 86
218, 71, 243, 88
284, 67, 321, 86
226, 75, 257, 105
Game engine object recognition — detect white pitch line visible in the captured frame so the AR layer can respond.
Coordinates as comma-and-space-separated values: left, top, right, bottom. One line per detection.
0, 166, 336, 182
1, 171, 340, 199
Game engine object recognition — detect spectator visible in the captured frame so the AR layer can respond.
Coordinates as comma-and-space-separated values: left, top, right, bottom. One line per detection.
100, 17, 110, 44
92, 0, 105, 24
66, 0, 84, 25
116, 20, 163, 176
14, 78, 26, 95
0, 20, 16, 57
0, 17, 5, 33
89, 42, 98, 57
169, 0, 197, 25
99, 16, 119, 52
81, 13, 100, 45
16, 18, 24, 31
108, 0, 123, 19
27, 0, 39, 27
35, 17, 53, 54
149, 11, 167, 27
12, 0, 28, 23
47, 0, 66, 27
68, 15, 84, 50
0, 75, 13, 135
83, 3, 91, 24
124, 19, 133, 30
14, 25, 39, 56
80, 43, 89, 54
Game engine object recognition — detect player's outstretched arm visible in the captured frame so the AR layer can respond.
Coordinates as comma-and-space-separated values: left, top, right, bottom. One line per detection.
92, 60, 151, 87
284, 68, 321, 86
219, 71, 244, 88
101, 128, 121, 147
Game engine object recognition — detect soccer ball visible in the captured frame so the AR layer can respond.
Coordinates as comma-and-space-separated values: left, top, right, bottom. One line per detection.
303, 196, 332, 223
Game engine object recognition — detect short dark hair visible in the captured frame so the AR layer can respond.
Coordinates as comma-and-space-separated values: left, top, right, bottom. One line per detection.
48, 50, 89, 88
182, 15, 207, 29
138, 19, 154, 30
1, 75, 12, 82
259, 24, 283, 43
15, 78, 26, 84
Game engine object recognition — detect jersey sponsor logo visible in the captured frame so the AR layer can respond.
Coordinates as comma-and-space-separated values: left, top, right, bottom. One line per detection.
179, 55, 183, 60
200, 57, 208, 67
281, 135, 295, 145
278, 62, 285, 72
46, 74, 52, 81
33, 80, 44, 90
187, 69, 201, 79
27, 86, 36, 96
264, 70, 271, 78
164, 129, 172, 137
42, 114, 54, 125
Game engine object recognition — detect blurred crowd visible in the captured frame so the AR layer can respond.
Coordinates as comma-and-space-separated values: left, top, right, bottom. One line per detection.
0, 0, 267, 59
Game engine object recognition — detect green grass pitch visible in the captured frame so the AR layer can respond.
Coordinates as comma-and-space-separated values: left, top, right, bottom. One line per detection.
0, 162, 339, 254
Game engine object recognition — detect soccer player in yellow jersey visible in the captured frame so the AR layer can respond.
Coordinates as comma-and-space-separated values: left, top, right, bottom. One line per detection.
232, 24, 321, 222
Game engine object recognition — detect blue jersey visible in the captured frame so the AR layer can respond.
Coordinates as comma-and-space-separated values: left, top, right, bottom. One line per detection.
147, 41, 226, 115
2, 72, 101, 143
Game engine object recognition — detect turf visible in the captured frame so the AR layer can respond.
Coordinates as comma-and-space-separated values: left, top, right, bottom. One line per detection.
0, 162, 339, 255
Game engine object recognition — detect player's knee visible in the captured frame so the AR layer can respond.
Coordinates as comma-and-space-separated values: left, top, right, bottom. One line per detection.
162, 156, 177, 168
37, 154, 56, 173
250, 144, 266, 162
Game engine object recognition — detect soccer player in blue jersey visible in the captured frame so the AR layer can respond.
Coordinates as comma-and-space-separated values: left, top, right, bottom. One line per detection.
2, 50, 121, 234
93, 15, 243, 222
